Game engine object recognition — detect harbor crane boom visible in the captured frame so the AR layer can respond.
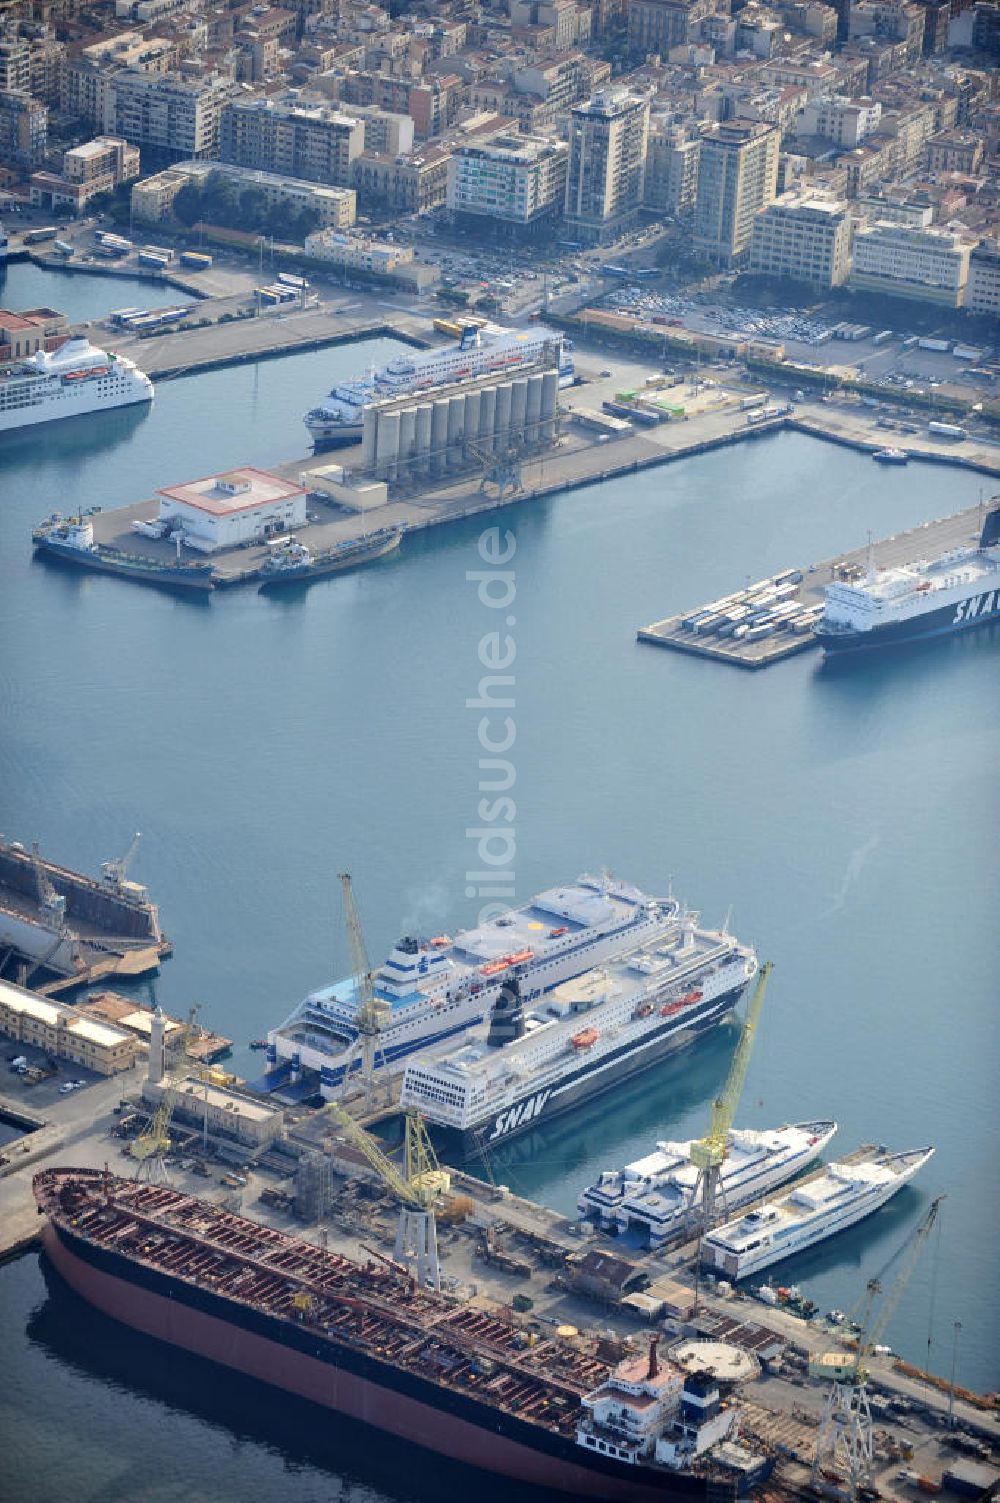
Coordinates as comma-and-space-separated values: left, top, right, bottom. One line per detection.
336, 873, 389, 1109
102, 832, 141, 890
811, 1196, 945, 1502
689, 959, 772, 1228
325, 1102, 446, 1290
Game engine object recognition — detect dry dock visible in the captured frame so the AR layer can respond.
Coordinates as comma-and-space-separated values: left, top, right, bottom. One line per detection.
637, 503, 989, 669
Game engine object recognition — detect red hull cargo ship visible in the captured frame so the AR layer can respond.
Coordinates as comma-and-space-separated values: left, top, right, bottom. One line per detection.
34, 1168, 767, 1500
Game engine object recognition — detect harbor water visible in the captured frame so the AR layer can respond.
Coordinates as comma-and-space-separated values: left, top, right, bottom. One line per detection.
0, 257, 198, 324
0, 266, 997, 1501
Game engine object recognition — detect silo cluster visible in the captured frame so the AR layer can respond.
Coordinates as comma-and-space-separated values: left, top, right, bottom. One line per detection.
359, 365, 559, 483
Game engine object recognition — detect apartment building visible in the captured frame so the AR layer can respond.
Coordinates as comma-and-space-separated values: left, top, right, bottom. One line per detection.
220, 93, 364, 185
0, 91, 47, 168
797, 94, 882, 147
447, 134, 569, 233
350, 145, 452, 213
964, 240, 1000, 317
61, 32, 176, 123
564, 87, 651, 244
693, 118, 779, 267
925, 129, 984, 175
30, 134, 141, 214
627, 0, 717, 58
749, 192, 853, 286
643, 121, 701, 216
850, 220, 975, 305
104, 70, 239, 159
132, 160, 357, 229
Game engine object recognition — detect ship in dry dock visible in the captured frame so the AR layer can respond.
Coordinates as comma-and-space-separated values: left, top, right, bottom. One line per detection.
0, 834, 169, 991
35, 1168, 773, 1500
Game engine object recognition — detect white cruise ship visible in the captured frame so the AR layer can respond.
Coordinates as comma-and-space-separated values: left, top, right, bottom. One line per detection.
578, 1121, 837, 1246
0, 336, 153, 434
304, 321, 573, 446
399, 915, 757, 1157
266, 875, 681, 1097
701, 1145, 934, 1280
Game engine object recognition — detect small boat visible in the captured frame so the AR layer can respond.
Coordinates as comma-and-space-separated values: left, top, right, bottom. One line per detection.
571, 1027, 599, 1050
872, 447, 908, 464
248, 1039, 268, 1051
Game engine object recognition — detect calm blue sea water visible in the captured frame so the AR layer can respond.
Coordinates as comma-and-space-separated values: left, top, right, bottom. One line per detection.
0, 265, 997, 1502
0, 258, 197, 323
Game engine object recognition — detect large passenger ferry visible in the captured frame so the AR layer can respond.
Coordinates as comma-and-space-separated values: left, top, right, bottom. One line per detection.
701, 1145, 934, 1280
304, 321, 573, 446
816, 503, 1000, 655
400, 914, 757, 1157
267, 875, 681, 1097
579, 1121, 838, 1247
0, 335, 153, 433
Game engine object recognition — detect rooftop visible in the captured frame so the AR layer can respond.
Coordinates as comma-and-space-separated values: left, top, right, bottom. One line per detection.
158, 467, 306, 516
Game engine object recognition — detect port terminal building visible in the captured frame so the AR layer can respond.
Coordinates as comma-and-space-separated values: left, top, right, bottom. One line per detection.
154, 468, 307, 553
0, 977, 138, 1075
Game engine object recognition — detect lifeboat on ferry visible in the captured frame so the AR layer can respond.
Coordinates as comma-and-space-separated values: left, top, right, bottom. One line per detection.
549, 926, 568, 937
572, 1028, 599, 1050
480, 949, 534, 977
634, 1001, 654, 1019
430, 936, 450, 947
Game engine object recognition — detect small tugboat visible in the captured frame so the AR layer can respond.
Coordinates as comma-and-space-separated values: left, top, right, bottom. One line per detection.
248, 1038, 268, 1051
872, 447, 908, 464
258, 528, 401, 589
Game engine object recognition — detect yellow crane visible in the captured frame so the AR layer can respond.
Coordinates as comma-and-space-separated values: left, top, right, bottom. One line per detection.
336, 873, 390, 1109
689, 959, 772, 1230
325, 1101, 448, 1290
810, 1196, 945, 1501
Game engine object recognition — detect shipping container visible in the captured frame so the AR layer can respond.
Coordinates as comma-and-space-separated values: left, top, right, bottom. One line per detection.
180, 250, 213, 269
24, 226, 57, 243
928, 421, 966, 438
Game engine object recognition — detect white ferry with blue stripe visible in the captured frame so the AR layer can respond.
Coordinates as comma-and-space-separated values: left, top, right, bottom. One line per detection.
265, 875, 680, 1099
816, 503, 1000, 656
400, 915, 757, 1158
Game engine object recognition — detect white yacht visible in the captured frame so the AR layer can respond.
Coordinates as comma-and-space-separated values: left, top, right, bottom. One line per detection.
701, 1145, 934, 1280
578, 1121, 838, 1245
0, 336, 153, 433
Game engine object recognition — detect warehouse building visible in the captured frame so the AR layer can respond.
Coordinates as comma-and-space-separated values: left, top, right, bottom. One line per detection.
157, 468, 307, 553
0, 977, 137, 1075
132, 161, 356, 231
143, 1073, 283, 1150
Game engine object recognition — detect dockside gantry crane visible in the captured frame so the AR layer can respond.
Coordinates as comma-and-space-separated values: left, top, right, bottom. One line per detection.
810, 1195, 945, 1502
689, 959, 773, 1231
325, 1102, 448, 1291
101, 832, 142, 892
336, 872, 390, 1111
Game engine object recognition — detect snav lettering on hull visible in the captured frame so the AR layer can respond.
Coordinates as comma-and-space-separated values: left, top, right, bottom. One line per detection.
953, 590, 998, 624
489, 1090, 552, 1140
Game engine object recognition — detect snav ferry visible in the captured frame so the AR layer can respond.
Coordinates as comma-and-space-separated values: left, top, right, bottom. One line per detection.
304, 321, 573, 447
816, 503, 1000, 656
701, 1145, 934, 1280
399, 914, 757, 1158
579, 1121, 837, 1247
0, 335, 152, 433
266, 875, 681, 1097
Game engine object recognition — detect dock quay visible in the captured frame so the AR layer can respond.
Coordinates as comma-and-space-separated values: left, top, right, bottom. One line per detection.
111, 305, 432, 382
0, 836, 170, 992
1, 1056, 997, 1503
637, 503, 989, 669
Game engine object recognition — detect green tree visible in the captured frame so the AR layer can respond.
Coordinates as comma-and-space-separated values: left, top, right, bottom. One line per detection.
171, 181, 205, 228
